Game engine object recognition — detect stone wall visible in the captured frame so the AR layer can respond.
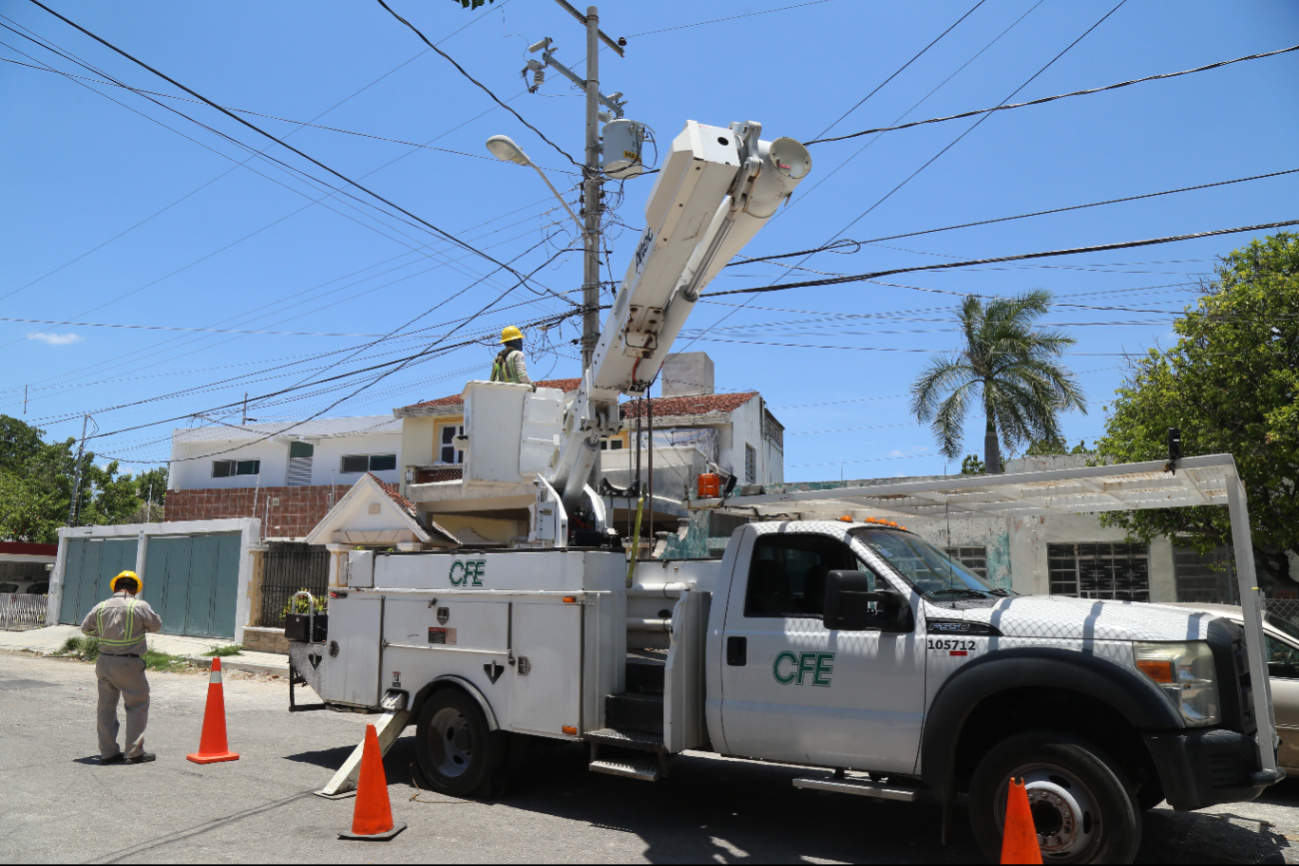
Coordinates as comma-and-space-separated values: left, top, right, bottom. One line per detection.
241, 625, 290, 655
165, 486, 350, 540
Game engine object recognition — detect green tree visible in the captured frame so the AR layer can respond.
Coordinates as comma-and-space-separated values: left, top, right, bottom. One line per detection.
912, 290, 1087, 474
960, 455, 985, 475
0, 415, 167, 542
1098, 232, 1299, 590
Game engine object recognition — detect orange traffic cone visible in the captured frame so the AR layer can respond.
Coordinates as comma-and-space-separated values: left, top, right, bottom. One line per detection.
186, 657, 240, 764
1001, 777, 1043, 864
339, 724, 407, 841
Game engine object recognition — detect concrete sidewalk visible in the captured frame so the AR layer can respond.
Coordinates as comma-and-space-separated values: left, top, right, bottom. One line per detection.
0, 624, 290, 675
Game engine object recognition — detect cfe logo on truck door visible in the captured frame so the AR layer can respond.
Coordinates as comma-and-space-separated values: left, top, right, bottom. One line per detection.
773, 651, 834, 687
449, 559, 485, 587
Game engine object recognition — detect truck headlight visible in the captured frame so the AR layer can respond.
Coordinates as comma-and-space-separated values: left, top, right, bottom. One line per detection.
1133, 641, 1220, 727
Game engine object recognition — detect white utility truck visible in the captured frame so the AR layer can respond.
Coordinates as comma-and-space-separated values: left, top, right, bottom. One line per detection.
287, 120, 1282, 864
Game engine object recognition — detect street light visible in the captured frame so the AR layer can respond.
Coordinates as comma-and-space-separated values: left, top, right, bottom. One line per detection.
486, 135, 582, 231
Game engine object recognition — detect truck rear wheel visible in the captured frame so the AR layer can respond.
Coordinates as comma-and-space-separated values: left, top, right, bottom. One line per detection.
414, 689, 506, 799
967, 730, 1141, 864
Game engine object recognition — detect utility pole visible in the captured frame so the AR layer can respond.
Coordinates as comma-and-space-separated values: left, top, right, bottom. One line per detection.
581, 5, 602, 370
67, 414, 90, 527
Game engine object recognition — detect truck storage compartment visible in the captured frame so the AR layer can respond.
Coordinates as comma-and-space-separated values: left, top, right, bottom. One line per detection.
284, 613, 327, 643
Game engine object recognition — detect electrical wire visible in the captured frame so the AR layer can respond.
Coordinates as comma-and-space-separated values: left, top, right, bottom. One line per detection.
27, 0, 547, 289
707, 218, 1299, 297
624, 0, 836, 38
373, 0, 579, 168
806, 43, 1299, 145
811, 0, 988, 142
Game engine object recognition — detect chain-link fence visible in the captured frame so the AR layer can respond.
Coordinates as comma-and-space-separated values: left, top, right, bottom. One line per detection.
0, 594, 47, 631
1263, 598, 1299, 625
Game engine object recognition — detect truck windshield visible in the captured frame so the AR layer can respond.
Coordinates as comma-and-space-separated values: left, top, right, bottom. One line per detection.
850, 528, 1003, 600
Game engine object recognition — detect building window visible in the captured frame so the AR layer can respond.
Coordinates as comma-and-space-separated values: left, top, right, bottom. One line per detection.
438, 425, 464, 465
1174, 543, 1238, 605
1048, 543, 1150, 601
944, 546, 989, 580
341, 454, 397, 474
213, 459, 259, 478
601, 438, 624, 451
745, 444, 757, 484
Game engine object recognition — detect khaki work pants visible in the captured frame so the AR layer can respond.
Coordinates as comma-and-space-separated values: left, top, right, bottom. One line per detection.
96, 654, 150, 759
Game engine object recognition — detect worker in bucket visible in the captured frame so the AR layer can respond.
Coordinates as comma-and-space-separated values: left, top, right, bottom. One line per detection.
490, 325, 533, 386
81, 570, 162, 765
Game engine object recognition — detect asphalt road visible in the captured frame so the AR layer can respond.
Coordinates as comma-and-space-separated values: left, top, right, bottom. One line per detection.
2, 650, 1297, 864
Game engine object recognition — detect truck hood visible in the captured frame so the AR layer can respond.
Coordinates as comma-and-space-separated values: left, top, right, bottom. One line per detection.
933, 595, 1219, 642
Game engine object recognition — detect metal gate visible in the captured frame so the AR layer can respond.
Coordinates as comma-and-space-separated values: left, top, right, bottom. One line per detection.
144, 534, 242, 639
59, 538, 139, 626
259, 542, 329, 628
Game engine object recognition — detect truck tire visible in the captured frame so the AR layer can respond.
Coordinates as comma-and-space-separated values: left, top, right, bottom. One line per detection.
414, 688, 506, 799
967, 730, 1141, 865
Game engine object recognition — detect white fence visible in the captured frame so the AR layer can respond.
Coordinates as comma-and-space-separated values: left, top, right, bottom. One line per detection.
0, 594, 47, 631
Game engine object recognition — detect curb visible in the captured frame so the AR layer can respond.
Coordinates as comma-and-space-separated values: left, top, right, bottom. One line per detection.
183, 655, 290, 677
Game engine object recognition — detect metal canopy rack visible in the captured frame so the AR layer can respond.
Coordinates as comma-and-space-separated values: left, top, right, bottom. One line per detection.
694, 454, 1281, 780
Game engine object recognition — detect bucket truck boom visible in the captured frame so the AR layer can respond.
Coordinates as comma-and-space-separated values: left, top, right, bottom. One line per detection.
531, 120, 811, 543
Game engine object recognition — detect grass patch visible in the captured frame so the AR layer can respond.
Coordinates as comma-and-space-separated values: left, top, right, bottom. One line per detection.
56, 635, 99, 662
203, 644, 243, 657
143, 648, 194, 672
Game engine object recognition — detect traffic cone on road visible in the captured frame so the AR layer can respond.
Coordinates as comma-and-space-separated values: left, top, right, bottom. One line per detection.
186, 657, 240, 764
1001, 777, 1042, 864
339, 724, 407, 841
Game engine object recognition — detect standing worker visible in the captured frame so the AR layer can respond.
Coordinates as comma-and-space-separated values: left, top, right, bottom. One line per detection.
490, 325, 533, 385
81, 571, 162, 765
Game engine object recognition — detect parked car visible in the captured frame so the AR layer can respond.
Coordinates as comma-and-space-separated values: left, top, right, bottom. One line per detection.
1171, 602, 1299, 772
0, 579, 49, 595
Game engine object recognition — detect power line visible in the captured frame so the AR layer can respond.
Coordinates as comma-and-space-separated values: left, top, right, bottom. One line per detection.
624, 0, 835, 38
811, 0, 988, 142
0, 55, 582, 175
806, 42, 1299, 145
728, 165, 1299, 264
373, 0, 579, 168
706, 218, 1299, 297
27, 0, 544, 289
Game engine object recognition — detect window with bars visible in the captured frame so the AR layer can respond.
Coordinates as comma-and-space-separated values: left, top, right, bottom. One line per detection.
1174, 543, 1238, 604
944, 546, 989, 580
438, 424, 465, 465
1048, 542, 1150, 601
745, 444, 757, 484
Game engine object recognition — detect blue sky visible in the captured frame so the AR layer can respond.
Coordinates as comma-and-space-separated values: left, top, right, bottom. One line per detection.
2, 0, 1297, 481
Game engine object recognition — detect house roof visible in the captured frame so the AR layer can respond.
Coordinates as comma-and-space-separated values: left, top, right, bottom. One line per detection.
305, 473, 459, 548
400, 378, 582, 412
622, 391, 758, 420
172, 414, 400, 444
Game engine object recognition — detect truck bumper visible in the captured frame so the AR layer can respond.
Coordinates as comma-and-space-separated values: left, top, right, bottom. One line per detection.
1144, 728, 1284, 811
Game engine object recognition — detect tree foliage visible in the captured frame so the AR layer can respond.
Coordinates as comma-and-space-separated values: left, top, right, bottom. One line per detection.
452, 0, 495, 8
0, 415, 167, 543
912, 290, 1087, 473
1097, 233, 1299, 589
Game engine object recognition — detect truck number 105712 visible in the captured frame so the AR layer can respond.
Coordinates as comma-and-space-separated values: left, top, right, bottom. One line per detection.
927, 638, 977, 651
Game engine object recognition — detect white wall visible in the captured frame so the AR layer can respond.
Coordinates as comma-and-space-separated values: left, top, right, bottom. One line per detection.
170, 430, 401, 489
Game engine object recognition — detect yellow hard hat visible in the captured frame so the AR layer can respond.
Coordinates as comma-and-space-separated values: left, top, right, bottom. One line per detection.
111, 570, 142, 593
500, 325, 523, 344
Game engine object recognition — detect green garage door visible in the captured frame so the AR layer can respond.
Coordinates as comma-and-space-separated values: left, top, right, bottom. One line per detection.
144, 534, 242, 639
59, 538, 139, 626
59, 533, 242, 639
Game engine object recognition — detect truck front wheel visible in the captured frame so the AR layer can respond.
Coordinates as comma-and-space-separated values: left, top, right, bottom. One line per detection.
967, 730, 1141, 864
414, 689, 506, 798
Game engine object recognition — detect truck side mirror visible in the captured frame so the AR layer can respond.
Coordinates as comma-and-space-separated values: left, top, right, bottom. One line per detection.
823, 570, 914, 633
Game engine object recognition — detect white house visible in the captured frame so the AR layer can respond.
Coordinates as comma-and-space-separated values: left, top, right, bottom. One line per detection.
169, 415, 404, 490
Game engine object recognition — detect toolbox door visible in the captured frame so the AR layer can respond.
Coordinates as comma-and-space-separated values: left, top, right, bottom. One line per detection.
510, 601, 582, 737
320, 595, 383, 707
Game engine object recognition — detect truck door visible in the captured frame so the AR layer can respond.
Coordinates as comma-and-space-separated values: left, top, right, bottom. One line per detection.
719, 531, 924, 774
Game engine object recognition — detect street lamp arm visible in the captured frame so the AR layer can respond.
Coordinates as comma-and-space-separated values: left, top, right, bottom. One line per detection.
531, 162, 583, 231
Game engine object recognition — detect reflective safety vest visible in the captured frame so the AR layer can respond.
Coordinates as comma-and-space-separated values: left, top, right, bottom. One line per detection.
83, 592, 161, 656
491, 348, 525, 384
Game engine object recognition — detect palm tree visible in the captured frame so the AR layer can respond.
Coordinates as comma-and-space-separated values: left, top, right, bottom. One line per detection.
912, 290, 1086, 473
